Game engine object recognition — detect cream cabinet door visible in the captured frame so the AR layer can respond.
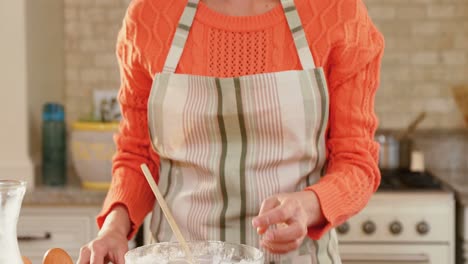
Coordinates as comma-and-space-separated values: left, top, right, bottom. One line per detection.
18, 206, 100, 264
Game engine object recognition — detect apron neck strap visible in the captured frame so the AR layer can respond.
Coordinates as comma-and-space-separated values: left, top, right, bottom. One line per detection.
162, 0, 200, 73
280, 0, 316, 69
162, 0, 316, 73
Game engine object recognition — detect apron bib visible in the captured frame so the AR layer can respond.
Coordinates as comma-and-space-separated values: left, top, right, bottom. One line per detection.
147, 0, 341, 263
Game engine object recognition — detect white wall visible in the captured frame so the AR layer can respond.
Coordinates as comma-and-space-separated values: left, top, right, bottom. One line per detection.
26, 0, 65, 173
0, 0, 34, 187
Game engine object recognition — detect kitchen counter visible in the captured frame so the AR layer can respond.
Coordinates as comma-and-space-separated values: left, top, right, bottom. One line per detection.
432, 170, 468, 205
23, 185, 107, 206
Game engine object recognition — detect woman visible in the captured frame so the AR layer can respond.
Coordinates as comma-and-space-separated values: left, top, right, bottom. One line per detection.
78, 0, 384, 263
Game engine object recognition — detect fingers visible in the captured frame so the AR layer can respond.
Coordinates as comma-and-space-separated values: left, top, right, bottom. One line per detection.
254, 194, 313, 254
90, 252, 105, 264
79, 230, 129, 264
258, 196, 281, 216
261, 238, 304, 254
111, 245, 128, 264
78, 246, 91, 264
253, 203, 293, 229
115, 253, 126, 264
90, 241, 106, 264
253, 196, 281, 234
263, 222, 306, 243
260, 222, 307, 254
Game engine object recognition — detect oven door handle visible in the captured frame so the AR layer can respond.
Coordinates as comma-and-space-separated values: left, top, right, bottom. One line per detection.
341, 253, 430, 263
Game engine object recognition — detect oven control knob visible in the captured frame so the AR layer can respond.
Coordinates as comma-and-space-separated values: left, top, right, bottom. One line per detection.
389, 221, 403, 235
362, 221, 376, 235
416, 221, 430, 235
337, 222, 350, 235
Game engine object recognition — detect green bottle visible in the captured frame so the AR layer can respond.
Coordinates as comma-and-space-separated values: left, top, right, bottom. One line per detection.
42, 103, 67, 186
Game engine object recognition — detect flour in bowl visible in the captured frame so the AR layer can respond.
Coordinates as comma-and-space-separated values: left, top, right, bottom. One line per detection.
125, 241, 263, 264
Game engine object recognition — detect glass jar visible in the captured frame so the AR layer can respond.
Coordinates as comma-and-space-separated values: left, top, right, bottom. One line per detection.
0, 180, 27, 264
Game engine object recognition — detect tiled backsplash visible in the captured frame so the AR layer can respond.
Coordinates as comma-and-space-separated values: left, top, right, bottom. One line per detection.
64, 0, 128, 123
413, 130, 468, 173
64, 0, 468, 129
367, 0, 468, 130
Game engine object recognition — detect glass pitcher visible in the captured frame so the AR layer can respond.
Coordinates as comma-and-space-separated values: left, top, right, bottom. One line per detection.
0, 180, 27, 264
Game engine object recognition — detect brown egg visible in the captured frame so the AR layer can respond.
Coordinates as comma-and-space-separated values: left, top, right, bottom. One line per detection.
42, 248, 73, 264
22, 256, 32, 264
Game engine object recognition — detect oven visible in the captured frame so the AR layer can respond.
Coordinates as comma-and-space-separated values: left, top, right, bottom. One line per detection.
336, 188, 455, 264
340, 244, 451, 264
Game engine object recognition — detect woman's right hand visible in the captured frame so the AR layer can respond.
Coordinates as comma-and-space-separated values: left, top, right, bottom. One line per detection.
78, 205, 131, 264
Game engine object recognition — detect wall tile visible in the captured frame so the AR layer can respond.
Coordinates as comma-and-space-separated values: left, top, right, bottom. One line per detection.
63, 0, 468, 130
395, 6, 427, 20
427, 4, 456, 18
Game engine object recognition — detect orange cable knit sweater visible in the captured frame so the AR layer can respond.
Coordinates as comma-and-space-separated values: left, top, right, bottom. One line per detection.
97, 0, 384, 240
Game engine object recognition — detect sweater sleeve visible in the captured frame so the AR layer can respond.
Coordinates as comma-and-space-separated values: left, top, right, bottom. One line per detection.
96, 2, 160, 239
305, 0, 384, 239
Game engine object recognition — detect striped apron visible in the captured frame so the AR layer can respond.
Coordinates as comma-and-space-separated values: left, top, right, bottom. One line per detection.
147, 0, 341, 263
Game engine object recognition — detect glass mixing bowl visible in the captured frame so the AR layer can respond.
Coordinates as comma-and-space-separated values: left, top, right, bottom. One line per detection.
125, 241, 264, 264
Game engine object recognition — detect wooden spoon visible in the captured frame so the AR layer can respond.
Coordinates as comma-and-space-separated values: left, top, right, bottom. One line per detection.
42, 248, 73, 264
140, 164, 196, 264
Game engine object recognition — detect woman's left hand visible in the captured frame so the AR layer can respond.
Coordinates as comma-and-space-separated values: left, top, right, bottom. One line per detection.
252, 191, 326, 254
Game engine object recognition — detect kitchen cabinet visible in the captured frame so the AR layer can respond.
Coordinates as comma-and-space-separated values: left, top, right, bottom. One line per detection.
18, 206, 100, 264
18, 186, 107, 263
432, 170, 468, 264
17, 185, 147, 263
